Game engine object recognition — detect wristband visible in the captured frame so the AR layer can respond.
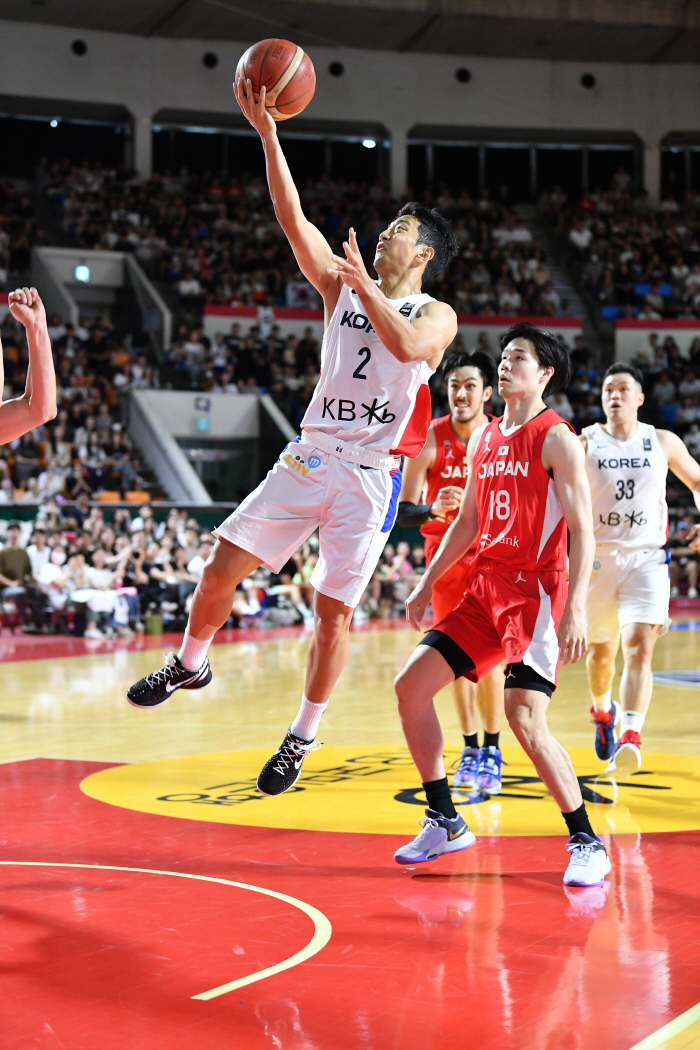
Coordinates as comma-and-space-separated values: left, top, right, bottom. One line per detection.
396, 501, 436, 527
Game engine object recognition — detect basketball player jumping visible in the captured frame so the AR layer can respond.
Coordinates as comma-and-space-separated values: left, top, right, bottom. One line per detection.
126, 80, 459, 797
1, 287, 56, 442
583, 363, 700, 777
394, 322, 610, 887
397, 350, 504, 794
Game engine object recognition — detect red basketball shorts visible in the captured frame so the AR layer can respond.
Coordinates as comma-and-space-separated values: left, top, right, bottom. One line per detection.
424, 537, 477, 623
432, 567, 568, 687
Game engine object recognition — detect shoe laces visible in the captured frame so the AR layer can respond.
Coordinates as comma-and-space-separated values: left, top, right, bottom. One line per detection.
272, 735, 322, 774
479, 748, 505, 777
566, 840, 602, 866
451, 749, 478, 773
143, 652, 179, 687
411, 815, 442, 843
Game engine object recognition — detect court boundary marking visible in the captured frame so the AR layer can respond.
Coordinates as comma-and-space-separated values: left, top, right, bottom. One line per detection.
0, 861, 332, 1000
628, 1002, 700, 1050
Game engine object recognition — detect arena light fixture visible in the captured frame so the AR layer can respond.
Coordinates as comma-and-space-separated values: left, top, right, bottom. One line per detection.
50, 119, 58, 128
74, 264, 90, 283
362, 139, 376, 149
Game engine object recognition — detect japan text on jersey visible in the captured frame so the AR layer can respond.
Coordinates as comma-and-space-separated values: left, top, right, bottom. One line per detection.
300, 284, 438, 458
472, 410, 570, 572
583, 422, 668, 551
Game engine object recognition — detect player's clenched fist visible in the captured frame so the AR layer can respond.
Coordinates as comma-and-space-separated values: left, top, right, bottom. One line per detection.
431, 485, 463, 519
8, 286, 46, 330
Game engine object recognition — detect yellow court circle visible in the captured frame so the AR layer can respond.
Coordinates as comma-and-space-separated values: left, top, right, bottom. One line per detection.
81, 744, 700, 838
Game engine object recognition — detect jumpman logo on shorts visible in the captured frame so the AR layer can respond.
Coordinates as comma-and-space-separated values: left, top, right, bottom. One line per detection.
515, 571, 526, 583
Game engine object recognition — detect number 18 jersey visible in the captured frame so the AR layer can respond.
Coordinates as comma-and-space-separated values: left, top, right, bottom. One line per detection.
473, 408, 572, 572
301, 283, 438, 458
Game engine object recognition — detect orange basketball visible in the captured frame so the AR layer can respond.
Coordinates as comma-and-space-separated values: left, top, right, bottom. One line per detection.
235, 39, 316, 122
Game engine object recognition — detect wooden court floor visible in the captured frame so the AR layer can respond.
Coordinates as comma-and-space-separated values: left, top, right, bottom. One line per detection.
2, 617, 700, 1049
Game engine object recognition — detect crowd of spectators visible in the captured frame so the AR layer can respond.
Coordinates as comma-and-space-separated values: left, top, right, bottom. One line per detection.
544, 168, 700, 321
27, 159, 566, 319
0, 500, 432, 636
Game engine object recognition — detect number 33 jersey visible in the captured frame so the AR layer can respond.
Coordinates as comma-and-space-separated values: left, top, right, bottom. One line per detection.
474, 408, 572, 572
582, 421, 668, 553
301, 284, 438, 457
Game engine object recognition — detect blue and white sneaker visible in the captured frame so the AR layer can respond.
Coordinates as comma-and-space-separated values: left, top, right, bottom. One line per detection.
476, 746, 503, 795
451, 747, 480, 789
591, 700, 621, 761
563, 833, 611, 886
394, 808, 476, 865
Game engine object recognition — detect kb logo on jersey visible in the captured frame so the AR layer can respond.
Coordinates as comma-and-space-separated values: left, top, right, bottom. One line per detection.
322, 397, 396, 424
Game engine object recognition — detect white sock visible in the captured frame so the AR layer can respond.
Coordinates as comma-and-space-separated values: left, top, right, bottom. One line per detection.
290, 694, 328, 742
620, 710, 645, 737
591, 689, 612, 713
178, 629, 214, 671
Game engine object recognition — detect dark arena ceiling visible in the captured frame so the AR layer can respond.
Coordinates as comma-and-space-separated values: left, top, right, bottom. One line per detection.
5, 0, 700, 62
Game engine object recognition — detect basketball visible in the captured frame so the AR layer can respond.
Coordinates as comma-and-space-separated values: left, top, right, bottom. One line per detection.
235, 38, 316, 121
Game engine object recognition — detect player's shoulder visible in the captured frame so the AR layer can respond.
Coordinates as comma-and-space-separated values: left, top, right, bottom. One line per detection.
542, 420, 583, 463
415, 297, 456, 321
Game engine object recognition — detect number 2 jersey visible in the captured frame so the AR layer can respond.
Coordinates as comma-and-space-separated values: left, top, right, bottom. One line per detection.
582, 421, 668, 552
301, 283, 438, 457
473, 408, 572, 573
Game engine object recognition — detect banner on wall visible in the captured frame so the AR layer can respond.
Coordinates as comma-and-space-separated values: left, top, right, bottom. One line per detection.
202, 305, 583, 352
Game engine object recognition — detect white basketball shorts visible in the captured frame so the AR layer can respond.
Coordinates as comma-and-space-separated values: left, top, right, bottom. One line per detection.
586, 547, 670, 644
213, 437, 402, 607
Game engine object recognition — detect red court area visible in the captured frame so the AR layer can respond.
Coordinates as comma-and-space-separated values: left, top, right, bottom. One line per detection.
1, 757, 699, 1050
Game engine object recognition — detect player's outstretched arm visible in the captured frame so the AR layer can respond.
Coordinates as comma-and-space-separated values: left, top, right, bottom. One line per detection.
0, 287, 57, 445
329, 229, 457, 368
405, 427, 483, 629
658, 430, 700, 545
543, 423, 595, 665
234, 80, 339, 307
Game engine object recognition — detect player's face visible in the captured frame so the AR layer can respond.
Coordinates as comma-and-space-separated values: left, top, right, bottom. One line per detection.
602, 374, 644, 422
374, 215, 429, 275
498, 339, 553, 398
447, 366, 491, 423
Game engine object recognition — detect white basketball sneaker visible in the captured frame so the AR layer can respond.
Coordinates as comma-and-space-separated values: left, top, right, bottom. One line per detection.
394, 808, 476, 865
606, 730, 642, 779
563, 833, 612, 886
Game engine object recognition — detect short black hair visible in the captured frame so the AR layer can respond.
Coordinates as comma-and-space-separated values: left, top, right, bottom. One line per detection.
603, 362, 644, 387
500, 321, 572, 398
395, 202, 459, 281
442, 350, 495, 390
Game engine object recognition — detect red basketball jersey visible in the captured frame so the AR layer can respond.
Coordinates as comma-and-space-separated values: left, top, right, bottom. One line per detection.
420, 415, 468, 542
473, 408, 573, 572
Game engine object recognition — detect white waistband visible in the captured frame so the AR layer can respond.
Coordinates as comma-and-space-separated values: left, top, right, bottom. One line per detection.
300, 429, 401, 471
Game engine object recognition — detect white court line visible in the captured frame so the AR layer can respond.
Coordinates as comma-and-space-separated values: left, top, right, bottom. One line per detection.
628, 1003, 700, 1050
0, 861, 332, 1000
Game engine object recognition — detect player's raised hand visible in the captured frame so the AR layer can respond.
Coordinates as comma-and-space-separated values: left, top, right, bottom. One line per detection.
8, 287, 46, 330
406, 578, 432, 631
234, 79, 276, 140
556, 605, 587, 665
328, 228, 372, 291
432, 486, 463, 519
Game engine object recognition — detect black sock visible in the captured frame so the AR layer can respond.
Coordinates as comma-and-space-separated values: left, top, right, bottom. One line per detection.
463, 732, 479, 750
562, 802, 595, 838
423, 777, 457, 820
483, 731, 500, 749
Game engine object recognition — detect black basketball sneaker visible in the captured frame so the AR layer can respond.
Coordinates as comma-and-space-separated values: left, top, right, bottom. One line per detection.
257, 729, 322, 796
127, 652, 212, 708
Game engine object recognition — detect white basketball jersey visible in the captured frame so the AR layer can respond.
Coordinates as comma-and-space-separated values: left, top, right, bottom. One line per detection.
301, 284, 437, 457
583, 421, 668, 552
